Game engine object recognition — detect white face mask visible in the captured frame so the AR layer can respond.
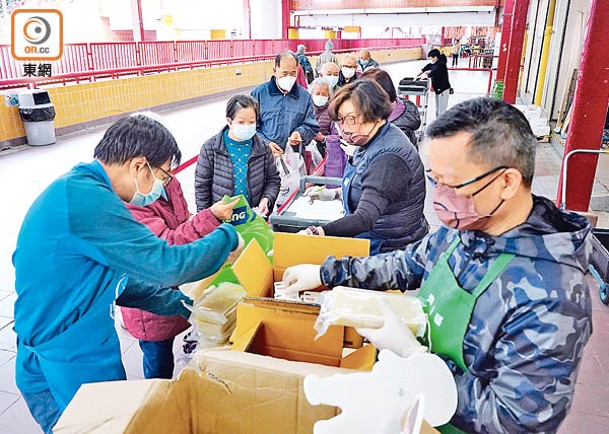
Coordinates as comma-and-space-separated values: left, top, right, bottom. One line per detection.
339, 138, 358, 156
326, 75, 339, 88
341, 67, 356, 79
312, 95, 329, 107
231, 124, 257, 141
276, 76, 297, 92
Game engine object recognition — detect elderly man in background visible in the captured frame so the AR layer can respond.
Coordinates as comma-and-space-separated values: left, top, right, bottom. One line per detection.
251, 51, 319, 157
337, 53, 359, 88
319, 61, 340, 92
358, 48, 379, 72
296, 44, 314, 84
315, 39, 339, 77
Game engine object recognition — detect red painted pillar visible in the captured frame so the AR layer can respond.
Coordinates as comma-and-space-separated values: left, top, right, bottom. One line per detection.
503, 0, 530, 103
243, 0, 251, 39
496, 0, 515, 80
557, 0, 609, 211
136, 0, 145, 42
281, 0, 290, 40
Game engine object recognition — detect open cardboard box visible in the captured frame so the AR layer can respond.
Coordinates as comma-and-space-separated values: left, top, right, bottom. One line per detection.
54, 348, 439, 433
233, 232, 370, 302
231, 232, 373, 368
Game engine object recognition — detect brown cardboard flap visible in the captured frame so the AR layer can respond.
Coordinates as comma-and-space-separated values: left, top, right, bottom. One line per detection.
273, 232, 370, 271
339, 344, 377, 370
232, 239, 273, 298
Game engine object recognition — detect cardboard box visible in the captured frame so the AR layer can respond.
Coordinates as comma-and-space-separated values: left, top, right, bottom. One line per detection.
55, 348, 439, 434
233, 232, 370, 301
54, 348, 347, 434
231, 233, 373, 367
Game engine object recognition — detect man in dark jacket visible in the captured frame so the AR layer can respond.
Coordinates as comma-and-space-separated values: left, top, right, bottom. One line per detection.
296, 44, 314, 84
283, 97, 592, 434
358, 48, 379, 72
251, 51, 319, 158
417, 49, 452, 118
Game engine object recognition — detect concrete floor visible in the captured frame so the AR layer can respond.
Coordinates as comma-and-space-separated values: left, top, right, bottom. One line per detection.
0, 59, 607, 433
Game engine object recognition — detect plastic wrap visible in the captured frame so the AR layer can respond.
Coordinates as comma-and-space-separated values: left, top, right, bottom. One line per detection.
314, 286, 426, 339
189, 282, 246, 348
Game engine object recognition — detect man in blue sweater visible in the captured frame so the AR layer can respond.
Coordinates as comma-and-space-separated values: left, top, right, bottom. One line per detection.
13, 114, 243, 433
251, 51, 319, 157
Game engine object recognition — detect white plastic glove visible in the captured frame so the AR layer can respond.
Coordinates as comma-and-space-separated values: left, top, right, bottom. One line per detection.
282, 264, 322, 296
226, 233, 245, 263
304, 186, 338, 203
356, 300, 427, 358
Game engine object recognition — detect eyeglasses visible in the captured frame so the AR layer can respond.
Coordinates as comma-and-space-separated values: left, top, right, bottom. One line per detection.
154, 165, 174, 187
425, 166, 508, 191
336, 115, 359, 126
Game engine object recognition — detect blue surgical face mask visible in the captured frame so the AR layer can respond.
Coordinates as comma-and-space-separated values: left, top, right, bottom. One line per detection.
130, 162, 165, 206
232, 123, 257, 141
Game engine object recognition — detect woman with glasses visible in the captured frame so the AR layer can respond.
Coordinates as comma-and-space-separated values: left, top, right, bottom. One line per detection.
304, 80, 428, 254
121, 114, 241, 380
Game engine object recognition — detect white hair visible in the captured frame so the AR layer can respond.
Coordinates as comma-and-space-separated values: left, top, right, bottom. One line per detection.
309, 77, 333, 97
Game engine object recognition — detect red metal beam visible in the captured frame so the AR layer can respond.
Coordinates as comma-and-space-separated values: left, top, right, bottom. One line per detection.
496, 0, 515, 82
502, 0, 530, 103
281, 0, 290, 39
557, 0, 609, 211
243, 0, 252, 39
136, 0, 145, 42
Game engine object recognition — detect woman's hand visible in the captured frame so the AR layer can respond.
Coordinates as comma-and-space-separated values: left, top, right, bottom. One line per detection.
258, 198, 270, 217
210, 198, 239, 221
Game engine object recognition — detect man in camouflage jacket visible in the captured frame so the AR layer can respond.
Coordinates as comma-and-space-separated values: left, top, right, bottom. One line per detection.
283, 97, 593, 433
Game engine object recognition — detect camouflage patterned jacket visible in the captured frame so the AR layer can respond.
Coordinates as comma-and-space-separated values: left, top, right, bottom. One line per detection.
321, 195, 593, 433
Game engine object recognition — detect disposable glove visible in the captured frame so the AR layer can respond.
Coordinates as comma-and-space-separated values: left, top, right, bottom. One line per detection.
304, 186, 339, 203
356, 300, 427, 358
282, 264, 322, 296
226, 233, 245, 263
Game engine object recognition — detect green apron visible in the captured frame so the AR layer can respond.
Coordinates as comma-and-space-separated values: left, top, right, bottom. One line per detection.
417, 238, 514, 434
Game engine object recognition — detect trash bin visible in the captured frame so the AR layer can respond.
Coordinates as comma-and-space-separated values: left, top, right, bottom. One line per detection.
18, 89, 56, 146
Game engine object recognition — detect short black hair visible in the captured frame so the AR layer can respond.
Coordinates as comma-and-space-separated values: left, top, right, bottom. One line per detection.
427, 97, 536, 186
226, 94, 260, 120
94, 115, 181, 168
274, 51, 298, 68
328, 79, 392, 123
361, 68, 397, 102
428, 49, 441, 58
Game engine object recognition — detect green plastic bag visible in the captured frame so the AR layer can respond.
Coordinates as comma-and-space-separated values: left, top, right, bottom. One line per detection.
221, 194, 274, 257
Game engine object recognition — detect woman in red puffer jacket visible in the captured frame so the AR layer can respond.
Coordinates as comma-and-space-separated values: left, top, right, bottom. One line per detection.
121, 177, 237, 378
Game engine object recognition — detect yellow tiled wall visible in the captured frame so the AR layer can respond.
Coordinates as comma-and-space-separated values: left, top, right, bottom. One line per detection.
0, 48, 421, 144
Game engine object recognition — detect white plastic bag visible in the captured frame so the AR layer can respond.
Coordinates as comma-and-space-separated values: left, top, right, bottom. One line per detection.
314, 286, 426, 339
275, 142, 306, 209
306, 140, 323, 168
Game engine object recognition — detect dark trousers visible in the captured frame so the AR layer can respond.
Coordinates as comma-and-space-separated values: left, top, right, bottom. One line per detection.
138, 338, 175, 379
21, 388, 61, 434
452, 53, 459, 67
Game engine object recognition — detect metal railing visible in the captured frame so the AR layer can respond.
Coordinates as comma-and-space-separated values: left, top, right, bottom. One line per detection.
0, 37, 424, 89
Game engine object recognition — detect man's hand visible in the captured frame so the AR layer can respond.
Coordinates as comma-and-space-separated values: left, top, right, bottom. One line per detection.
282, 264, 322, 296
268, 141, 284, 157
356, 300, 427, 358
210, 198, 239, 221
289, 131, 303, 146
226, 233, 245, 263
315, 132, 325, 142
258, 198, 270, 217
